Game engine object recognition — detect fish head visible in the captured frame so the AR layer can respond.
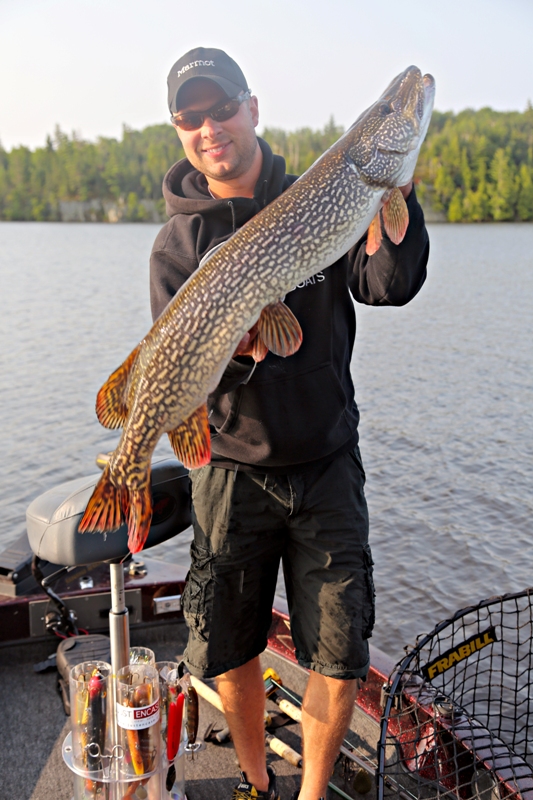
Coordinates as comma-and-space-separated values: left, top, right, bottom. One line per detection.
346, 65, 435, 189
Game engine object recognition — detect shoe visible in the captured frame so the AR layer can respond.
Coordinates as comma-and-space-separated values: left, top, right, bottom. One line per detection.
231, 767, 279, 800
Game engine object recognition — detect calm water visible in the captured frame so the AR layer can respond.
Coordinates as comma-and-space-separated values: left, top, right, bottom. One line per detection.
0, 221, 532, 658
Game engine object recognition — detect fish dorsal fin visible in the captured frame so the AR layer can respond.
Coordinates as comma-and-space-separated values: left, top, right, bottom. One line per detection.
257, 300, 303, 358
382, 187, 409, 245
366, 212, 383, 255
167, 404, 211, 469
96, 344, 141, 429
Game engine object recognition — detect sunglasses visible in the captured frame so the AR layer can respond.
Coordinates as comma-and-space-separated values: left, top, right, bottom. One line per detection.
171, 92, 251, 131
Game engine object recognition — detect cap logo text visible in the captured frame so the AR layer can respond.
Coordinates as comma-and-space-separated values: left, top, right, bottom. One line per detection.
177, 60, 215, 77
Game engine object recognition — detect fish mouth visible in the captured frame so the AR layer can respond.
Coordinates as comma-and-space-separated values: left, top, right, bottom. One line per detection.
378, 66, 434, 129
390, 67, 428, 125
378, 146, 411, 156
376, 66, 435, 150
422, 73, 436, 126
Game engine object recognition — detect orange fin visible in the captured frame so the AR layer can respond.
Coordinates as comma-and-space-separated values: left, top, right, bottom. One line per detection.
78, 463, 126, 533
167, 404, 211, 469
366, 212, 383, 255
95, 344, 141, 429
258, 301, 303, 357
126, 482, 153, 554
251, 335, 269, 362
382, 187, 409, 245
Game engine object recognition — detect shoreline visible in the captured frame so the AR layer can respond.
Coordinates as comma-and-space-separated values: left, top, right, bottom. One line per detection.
3, 208, 533, 224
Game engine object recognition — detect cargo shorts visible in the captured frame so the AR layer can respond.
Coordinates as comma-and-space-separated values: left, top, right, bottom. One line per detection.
181, 446, 375, 680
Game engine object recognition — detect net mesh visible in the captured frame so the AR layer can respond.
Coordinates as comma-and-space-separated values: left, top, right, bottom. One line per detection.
377, 588, 533, 800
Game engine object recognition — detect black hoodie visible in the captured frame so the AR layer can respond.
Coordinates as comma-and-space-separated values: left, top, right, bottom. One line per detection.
150, 138, 429, 472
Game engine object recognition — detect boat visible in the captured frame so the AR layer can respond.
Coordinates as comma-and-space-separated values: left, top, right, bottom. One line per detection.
1, 457, 531, 800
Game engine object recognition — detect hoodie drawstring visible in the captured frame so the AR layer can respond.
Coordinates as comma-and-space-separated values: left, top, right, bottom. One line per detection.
228, 200, 236, 234
261, 179, 268, 208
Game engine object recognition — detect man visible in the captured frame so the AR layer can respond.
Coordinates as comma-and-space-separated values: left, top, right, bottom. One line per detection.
150, 47, 429, 800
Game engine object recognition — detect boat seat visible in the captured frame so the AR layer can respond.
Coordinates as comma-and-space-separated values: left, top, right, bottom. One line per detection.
26, 457, 191, 567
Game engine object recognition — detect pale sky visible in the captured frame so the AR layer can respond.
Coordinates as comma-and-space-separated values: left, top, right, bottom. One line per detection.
0, 0, 531, 151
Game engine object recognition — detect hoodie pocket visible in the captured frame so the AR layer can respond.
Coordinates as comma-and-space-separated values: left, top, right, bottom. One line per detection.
211, 362, 356, 464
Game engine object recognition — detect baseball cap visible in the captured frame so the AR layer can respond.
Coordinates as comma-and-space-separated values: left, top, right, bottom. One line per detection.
167, 47, 250, 114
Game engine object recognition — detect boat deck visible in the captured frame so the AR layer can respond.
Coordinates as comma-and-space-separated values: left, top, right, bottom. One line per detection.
0, 619, 379, 800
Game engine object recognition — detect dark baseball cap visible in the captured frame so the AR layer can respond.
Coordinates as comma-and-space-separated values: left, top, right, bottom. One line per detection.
167, 47, 250, 114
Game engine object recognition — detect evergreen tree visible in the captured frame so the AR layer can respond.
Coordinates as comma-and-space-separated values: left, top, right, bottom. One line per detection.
489, 148, 517, 221
448, 188, 464, 222
517, 163, 533, 220
433, 164, 455, 211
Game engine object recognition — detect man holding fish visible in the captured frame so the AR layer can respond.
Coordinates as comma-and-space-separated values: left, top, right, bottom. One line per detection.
106, 47, 432, 800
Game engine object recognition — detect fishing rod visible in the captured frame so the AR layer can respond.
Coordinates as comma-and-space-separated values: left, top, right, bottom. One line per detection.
264, 673, 375, 774
264, 670, 417, 800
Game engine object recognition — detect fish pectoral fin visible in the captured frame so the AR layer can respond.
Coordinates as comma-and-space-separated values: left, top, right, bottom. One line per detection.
251, 335, 269, 362
167, 404, 211, 470
78, 463, 126, 533
366, 212, 383, 255
95, 344, 141, 429
258, 301, 303, 358
382, 187, 409, 245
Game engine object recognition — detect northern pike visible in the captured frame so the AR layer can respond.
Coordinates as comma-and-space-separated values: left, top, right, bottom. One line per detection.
79, 65, 435, 553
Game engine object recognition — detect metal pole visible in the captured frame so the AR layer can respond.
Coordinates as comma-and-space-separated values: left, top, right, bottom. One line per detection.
109, 561, 130, 673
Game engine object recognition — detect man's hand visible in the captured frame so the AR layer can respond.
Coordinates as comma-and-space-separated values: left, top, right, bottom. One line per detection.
399, 181, 413, 200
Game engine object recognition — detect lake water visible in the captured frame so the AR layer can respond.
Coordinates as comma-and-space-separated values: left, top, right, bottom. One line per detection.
0, 221, 531, 659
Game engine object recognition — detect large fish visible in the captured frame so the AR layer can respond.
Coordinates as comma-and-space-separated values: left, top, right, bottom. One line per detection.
80, 65, 435, 553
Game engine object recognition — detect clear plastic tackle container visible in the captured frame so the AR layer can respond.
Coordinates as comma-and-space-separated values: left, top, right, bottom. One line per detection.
116, 663, 161, 780
69, 660, 113, 773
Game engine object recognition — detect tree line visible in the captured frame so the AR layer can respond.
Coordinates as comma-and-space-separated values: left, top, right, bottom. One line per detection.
1, 106, 532, 222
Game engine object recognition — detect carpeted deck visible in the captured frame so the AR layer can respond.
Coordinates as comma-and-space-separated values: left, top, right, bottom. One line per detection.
0, 620, 377, 800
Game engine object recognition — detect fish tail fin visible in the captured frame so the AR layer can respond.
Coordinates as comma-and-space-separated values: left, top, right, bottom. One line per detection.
125, 481, 153, 554
79, 464, 152, 553
79, 464, 125, 533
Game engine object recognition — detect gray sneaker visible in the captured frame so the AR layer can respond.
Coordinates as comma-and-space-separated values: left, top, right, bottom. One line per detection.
231, 767, 279, 800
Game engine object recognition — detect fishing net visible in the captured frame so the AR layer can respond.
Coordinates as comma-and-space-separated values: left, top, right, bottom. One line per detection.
377, 588, 533, 800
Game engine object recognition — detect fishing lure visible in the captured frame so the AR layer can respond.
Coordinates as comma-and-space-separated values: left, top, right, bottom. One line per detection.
165, 690, 185, 791
185, 686, 199, 750
79, 668, 107, 771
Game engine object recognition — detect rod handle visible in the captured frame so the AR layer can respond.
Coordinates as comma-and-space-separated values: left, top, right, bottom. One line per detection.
265, 734, 302, 768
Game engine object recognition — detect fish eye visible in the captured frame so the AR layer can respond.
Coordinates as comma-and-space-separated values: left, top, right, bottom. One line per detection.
379, 102, 393, 115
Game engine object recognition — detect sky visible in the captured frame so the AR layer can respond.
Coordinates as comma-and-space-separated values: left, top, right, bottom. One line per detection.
0, 0, 531, 152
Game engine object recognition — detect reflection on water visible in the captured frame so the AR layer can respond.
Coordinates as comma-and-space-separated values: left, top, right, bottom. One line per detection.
0, 221, 532, 658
